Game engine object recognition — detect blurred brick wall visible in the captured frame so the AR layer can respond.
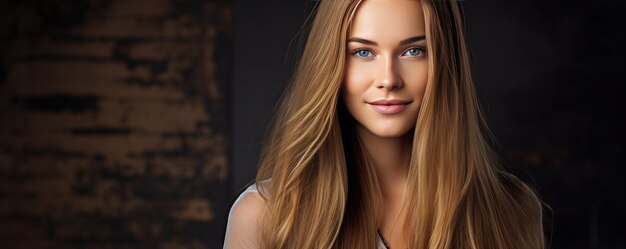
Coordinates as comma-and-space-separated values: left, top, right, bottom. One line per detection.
0, 0, 232, 248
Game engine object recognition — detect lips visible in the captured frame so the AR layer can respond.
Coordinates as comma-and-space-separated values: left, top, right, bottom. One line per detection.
367, 99, 411, 114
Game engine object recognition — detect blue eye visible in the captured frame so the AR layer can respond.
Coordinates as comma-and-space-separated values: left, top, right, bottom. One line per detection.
354, 49, 374, 58
403, 47, 426, 57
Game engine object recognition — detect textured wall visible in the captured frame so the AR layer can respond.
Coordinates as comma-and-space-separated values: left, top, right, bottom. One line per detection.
0, 0, 232, 248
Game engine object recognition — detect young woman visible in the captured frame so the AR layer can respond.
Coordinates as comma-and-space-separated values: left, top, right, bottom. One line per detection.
225, 0, 545, 248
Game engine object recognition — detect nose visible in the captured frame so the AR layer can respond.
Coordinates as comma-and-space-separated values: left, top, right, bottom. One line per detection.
375, 55, 403, 90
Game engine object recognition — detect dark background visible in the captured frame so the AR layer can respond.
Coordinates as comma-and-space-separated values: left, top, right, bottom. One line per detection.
232, 0, 626, 248
0, 0, 624, 248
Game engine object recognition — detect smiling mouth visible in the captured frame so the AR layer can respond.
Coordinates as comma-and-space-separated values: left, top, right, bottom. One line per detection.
367, 99, 412, 114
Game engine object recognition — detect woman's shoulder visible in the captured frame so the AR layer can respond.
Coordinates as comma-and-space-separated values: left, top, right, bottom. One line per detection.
231, 178, 271, 207
228, 179, 272, 221
223, 179, 272, 248
228, 187, 265, 229
231, 183, 265, 213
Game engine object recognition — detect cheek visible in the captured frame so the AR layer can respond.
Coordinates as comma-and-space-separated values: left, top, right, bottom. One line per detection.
343, 62, 374, 101
400, 62, 429, 94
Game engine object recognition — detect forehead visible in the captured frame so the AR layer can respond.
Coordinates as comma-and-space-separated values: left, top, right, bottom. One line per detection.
349, 0, 425, 39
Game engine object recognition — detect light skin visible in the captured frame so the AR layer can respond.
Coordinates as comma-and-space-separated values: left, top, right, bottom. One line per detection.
343, 0, 428, 247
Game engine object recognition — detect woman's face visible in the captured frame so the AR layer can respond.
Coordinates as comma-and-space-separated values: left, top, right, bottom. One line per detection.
343, 0, 428, 138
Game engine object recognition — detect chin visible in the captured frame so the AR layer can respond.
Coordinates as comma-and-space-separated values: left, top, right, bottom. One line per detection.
361, 123, 414, 138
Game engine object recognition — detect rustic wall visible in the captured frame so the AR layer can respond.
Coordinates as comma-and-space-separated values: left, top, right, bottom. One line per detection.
0, 0, 232, 248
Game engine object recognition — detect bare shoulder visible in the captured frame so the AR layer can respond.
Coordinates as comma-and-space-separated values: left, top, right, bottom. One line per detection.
231, 190, 265, 220
224, 189, 266, 249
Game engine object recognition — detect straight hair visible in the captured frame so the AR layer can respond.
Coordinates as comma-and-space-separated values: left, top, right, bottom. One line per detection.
254, 1, 546, 248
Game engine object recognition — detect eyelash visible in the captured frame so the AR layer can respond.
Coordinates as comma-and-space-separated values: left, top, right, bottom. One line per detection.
351, 46, 427, 59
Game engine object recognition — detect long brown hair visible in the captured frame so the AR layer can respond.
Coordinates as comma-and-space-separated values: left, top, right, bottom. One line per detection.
254, 0, 545, 248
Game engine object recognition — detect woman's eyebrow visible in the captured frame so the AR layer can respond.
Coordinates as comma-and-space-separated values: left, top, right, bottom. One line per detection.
399, 35, 426, 45
347, 35, 426, 46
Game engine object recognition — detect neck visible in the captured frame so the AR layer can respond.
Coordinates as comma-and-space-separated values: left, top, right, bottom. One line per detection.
356, 125, 412, 200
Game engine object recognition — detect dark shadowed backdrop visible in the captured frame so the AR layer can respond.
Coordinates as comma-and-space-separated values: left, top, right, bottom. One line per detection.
232, 0, 625, 249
